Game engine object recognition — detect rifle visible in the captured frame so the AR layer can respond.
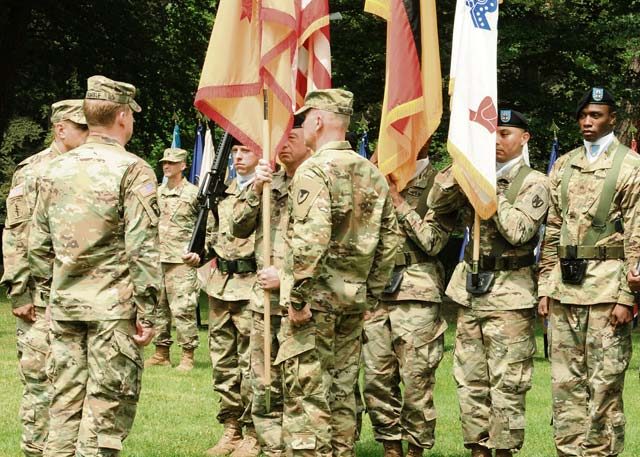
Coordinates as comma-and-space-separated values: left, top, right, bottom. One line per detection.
187, 131, 235, 257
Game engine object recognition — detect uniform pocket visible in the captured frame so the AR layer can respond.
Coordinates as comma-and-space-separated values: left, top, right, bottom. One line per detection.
412, 319, 447, 370
602, 324, 631, 375
503, 335, 536, 394
102, 330, 143, 399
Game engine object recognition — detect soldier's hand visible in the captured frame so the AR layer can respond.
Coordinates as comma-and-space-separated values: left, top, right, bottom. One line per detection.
538, 296, 549, 318
133, 321, 155, 346
627, 268, 640, 292
288, 303, 312, 326
610, 304, 634, 327
258, 266, 280, 291
182, 252, 201, 268
253, 159, 273, 195
12, 303, 36, 322
386, 175, 404, 208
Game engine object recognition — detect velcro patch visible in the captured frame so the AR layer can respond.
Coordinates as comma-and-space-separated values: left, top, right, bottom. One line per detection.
138, 181, 156, 198
292, 176, 323, 220
8, 184, 24, 198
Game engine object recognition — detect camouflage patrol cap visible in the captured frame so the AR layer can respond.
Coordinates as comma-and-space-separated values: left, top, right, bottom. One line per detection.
50, 99, 87, 125
85, 75, 142, 113
294, 89, 354, 117
159, 148, 188, 163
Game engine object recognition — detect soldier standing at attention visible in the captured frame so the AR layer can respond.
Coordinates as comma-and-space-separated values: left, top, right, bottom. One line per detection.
538, 87, 640, 457
1, 99, 88, 457
184, 140, 261, 457
230, 120, 311, 457
278, 89, 400, 457
145, 147, 200, 371
28, 75, 161, 457
429, 109, 549, 457
362, 144, 453, 457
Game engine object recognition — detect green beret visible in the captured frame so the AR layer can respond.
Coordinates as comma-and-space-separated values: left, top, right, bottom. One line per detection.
51, 99, 87, 125
294, 88, 354, 117
85, 75, 142, 113
159, 148, 188, 163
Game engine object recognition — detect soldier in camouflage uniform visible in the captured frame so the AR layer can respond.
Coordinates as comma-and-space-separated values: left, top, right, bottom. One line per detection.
278, 89, 400, 457
429, 109, 549, 457
539, 88, 640, 457
362, 145, 453, 457
230, 121, 311, 457
28, 75, 161, 457
184, 140, 260, 457
146, 147, 200, 371
1, 100, 88, 457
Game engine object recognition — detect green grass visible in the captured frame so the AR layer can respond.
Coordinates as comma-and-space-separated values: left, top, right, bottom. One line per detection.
1, 301, 640, 456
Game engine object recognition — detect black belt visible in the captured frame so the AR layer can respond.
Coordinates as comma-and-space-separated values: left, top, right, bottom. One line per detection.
465, 253, 536, 271
394, 250, 431, 266
557, 245, 624, 260
218, 257, 257, 274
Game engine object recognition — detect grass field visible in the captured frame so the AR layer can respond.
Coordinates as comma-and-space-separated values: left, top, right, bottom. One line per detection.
1, 300, 640, 457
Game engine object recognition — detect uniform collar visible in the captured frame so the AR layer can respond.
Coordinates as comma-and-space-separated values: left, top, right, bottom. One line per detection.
572, 136, 621, 171
160, 177, 187, 195
497, 156, 526, 183
85, 134, 124, 148
315, 140, 352, 155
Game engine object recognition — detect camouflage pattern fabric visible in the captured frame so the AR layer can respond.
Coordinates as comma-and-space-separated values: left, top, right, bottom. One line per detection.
539, 139, 640, 306
208, 297, 253, 426
46, 319, 142, 457
157, 177, 199, 263
429, 158, 549, 310
16, 306, 50, 456
154, 263, 200, 350
28, 134, 161, 456
363, 301, 446, 449
549, 302, 631, 457
453, 307, 536, 451
204, 180, 256, 302
249, 311, 283, 457
276, 312, 363, 457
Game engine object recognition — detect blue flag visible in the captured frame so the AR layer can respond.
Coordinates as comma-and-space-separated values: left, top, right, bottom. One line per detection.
189, 124, 204, 184
227, 153, 237, 181
358, 131, 370, 159
458, 226, 470, 262
171, 123, 181, 148
546, 136, 559, 175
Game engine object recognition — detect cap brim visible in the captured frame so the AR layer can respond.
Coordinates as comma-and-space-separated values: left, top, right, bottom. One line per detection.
129, 99, 142, 113
294, 105, 311, 116
159, 158, 181, 163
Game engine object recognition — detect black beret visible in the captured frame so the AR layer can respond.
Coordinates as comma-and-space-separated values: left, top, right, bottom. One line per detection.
498, 108, 528, 130
293, 113, 305, 129
576, 87, 616, 118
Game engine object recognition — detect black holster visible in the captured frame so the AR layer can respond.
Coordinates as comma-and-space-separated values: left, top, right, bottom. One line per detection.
383, 266, 405, 295
466, 271, 495, 295
560, 259, 588, 285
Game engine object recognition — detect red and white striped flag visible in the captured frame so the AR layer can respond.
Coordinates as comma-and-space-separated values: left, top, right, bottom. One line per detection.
295, 0, 332, 109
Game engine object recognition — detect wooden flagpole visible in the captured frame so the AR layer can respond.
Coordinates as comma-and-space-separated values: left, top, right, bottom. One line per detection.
262, 87, 272, 412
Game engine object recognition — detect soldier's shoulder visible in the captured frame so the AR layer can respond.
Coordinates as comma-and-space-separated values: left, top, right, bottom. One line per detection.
16, 146, 52, 169
183, 179, 199, 195
524, 167, 548, 186
549, 147, 579, 175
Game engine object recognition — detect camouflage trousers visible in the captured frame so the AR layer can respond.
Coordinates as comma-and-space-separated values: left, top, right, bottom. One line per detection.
549, 301, 631, 457
362, 301, 446, 449
277, 311, 363, 457
154, 262, 200, 350
44, 319, 143, 457
208, 297, 253, 426
250, 311, 284, 457
453, 307, 535, 452
16, 306, 51, 457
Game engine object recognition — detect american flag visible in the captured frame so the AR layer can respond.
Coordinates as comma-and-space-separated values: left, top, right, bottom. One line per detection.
295, 0, 332, 109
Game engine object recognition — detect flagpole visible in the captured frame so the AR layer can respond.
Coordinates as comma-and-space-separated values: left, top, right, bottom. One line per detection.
262, 87, 272, 413
472, 212, 481, 285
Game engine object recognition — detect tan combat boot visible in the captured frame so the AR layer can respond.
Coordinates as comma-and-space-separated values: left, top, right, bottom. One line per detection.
206, 419, 243, 456
176, 348, 195, 371
469, 444, 491, 457
382, 440, 403, 457
495, 450, 513, 457
144, 345, 171, 367
406, 443, 423, 457
230, 426, 260, 457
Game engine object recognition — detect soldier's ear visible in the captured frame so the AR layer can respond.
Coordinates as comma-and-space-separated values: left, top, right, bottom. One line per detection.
521, 131, 531, 145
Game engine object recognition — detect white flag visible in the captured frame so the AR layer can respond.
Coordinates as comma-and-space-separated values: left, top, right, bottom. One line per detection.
447, 0, 499, 219
198, 126, 215, 190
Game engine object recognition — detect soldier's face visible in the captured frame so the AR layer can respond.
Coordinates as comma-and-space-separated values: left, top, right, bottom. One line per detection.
496, 127, 529, 163
578, 104, 616, 142
232, 146, 259, 176
279, 128, 310, 170
162, 161, 186, 179
57, 120, 89, 151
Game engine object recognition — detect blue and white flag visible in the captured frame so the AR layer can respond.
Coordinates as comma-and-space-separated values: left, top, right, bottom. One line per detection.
189, 124, 204, 184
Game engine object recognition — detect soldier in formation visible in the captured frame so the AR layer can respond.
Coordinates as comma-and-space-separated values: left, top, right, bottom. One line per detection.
2, 99, 88, 457
146, 147, 200, 371
429, 109, 549, 457
28, 75, 161, 456
539, 87, 640, 457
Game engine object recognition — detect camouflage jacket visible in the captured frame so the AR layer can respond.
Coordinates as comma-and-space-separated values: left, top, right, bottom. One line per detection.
204, 179, 256, 302
28, 135, 161, 324
158, 177, 199, 263
383, 162, 454, 304
232, 169, 290, 314
539, 138, 640, 306
429, 157, 549, 310
280, 140, 401, 314
1, 142, 63, 309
